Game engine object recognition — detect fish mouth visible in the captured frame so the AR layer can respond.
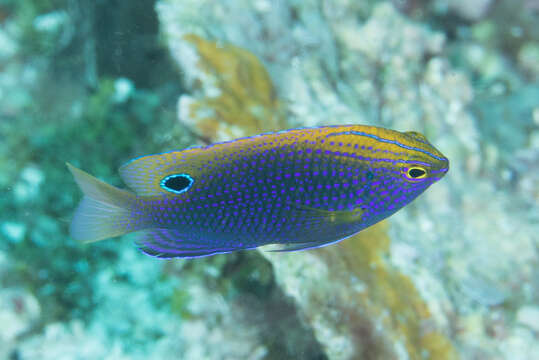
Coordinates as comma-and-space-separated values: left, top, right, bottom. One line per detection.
441, 157, 450, 173
433, 158, 449, 176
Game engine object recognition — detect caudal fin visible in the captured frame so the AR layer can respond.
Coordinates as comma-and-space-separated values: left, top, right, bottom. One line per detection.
67, 163, 140, 243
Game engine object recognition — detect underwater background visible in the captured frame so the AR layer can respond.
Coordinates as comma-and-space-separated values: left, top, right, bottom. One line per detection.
0, 0, 537, 359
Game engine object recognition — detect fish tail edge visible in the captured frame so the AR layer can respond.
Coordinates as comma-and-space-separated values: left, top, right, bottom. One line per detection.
67, 162, 138, 243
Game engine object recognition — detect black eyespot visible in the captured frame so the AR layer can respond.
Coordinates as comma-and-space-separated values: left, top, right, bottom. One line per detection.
408, 168, 426, 178
160, 174, 194, 194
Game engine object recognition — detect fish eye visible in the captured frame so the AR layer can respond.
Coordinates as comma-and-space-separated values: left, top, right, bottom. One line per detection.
406, 167, 427, 180
160, 174, 194, 194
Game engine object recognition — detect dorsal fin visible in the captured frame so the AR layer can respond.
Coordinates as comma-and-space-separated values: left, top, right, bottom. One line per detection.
404, 131, 430, 145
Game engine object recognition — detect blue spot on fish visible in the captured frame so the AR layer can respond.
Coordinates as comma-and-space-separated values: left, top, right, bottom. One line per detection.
160, 174, 194, 194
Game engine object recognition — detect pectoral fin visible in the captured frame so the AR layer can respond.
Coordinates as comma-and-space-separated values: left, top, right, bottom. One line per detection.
263, 201, 365, 251
285, 201, 364, 227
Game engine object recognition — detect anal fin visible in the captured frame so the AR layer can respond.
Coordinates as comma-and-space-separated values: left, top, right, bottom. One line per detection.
136, 228, 242, 259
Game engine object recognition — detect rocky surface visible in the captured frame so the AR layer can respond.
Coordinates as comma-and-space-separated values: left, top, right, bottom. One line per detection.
157, 1, 538, 359
0, 0, 536, 359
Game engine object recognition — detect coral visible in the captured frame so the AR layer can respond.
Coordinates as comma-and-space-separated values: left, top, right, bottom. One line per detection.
517, 42, 539, 79
0, 0, 536, 359
174, 33, 287, 141
2, 1, 325, 358
263, 222, 458, 359
446, 0, 494, 21
164, 252, 327, 359
471, 85, 539, 169
0, 287, 41, 359
158, 0, 538, 359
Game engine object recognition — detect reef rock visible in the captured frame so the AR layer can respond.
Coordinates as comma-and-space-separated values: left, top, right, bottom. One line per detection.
157, 1, 538, 359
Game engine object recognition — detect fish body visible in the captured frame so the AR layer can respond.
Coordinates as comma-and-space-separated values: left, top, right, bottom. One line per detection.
68, 125, 449, 258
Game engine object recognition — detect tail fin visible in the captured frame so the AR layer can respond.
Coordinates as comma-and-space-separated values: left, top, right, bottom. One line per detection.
67, 163, 140, 243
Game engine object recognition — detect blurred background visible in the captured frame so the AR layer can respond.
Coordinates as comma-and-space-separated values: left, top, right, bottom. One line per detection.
0, 0, 537, 359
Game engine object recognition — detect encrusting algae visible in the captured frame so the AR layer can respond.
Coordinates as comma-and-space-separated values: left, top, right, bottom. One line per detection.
320, 223, 457, 359
179, 34, 287, 141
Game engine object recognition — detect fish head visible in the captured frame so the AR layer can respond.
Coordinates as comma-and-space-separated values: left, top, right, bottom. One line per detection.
387, 130, 449, 203
320, 126, 450, 224
401, 130, 449, 178
319, 126, 450, 216
334, 127, 450, 223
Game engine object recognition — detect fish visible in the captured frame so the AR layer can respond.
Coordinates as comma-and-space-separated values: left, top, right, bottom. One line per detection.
67, 125, 449, 258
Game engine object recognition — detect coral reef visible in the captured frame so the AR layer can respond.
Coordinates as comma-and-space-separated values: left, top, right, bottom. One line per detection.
0, 286, 40, 360
157, 0, 538, 359
0, 0, 536, 359
1, 1, 324, 358
263, 223, 458, 359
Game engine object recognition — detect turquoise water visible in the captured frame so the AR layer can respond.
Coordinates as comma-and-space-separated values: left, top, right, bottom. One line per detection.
0, 1, 537, 359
